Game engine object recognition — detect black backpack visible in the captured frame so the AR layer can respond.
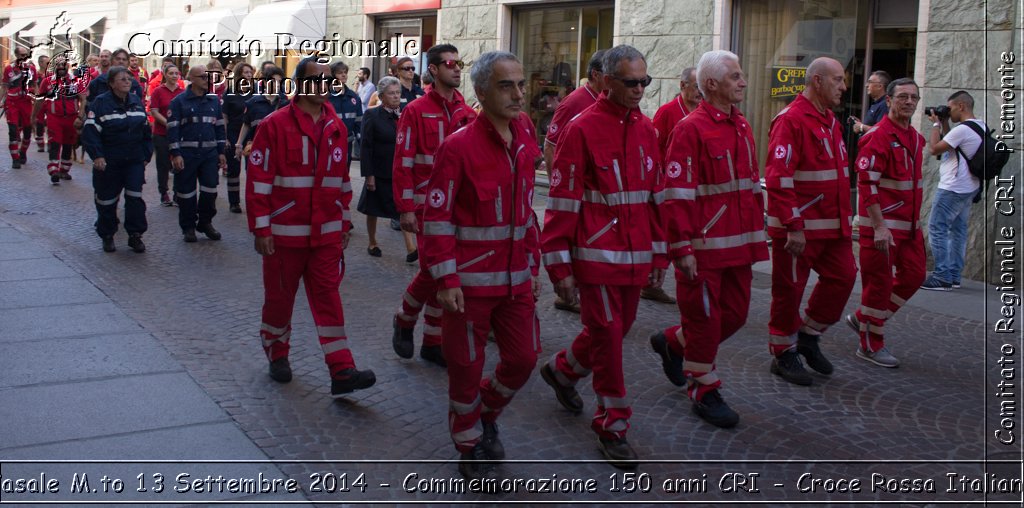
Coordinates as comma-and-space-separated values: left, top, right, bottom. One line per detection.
955, 120, 1009, 181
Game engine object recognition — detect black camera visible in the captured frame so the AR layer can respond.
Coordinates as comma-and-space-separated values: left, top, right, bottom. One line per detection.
925, 105, 951, 119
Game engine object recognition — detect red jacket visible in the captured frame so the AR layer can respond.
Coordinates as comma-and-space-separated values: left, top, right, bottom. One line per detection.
542, 95, 668, 287
246, 102, 352, 248
544, 82, 599, 148
392, 89, 476, 214
662, 101, 768, 269
652, 95, 693, 155
38, 74, 86, 117
855, 115, 925, 240
764, 93, 852, 239
3, 62, 36, 103
421, 113, 541, 297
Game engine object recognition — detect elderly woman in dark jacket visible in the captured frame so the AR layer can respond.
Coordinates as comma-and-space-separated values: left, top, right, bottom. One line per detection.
358, 76, 416, 258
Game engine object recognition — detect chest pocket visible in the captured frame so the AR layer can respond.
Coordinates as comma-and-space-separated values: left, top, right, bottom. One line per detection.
472, 179, 502, 226
889, 143, 914, 179
591, 153, 625, 196
420, 115, 445, 152
703, 140, 737, 186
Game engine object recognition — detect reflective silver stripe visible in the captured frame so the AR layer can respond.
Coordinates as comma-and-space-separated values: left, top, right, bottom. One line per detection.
692, 230, 767, 250
878, 178, 919, 191
542, 250, 571, 265
321, 338, 348, 355
201, 141, 220, 148
260, 322, 289, 335
262, 330, 291, 347
793, 169, 838, 181
322, 176, 344, 188
857, 216, 913, 231
271, 224, 311, 236
600, 395, 629, 409
429, 259, 457, 279
769, 334, 795, 346
451, 425, 482, 444
663, 188, 696, 201
275, 176, 315, 188
860, 305, 890, 319
270, 201, 295, 218
565, 349, 590, 377
766, 216, 840, 230
343, 112, 357, 119
490, 378, 516, 398
572, 247, 654, 264
413, 195, 426, 205
262, 149, 269, 172
867, 171, 881, 181
403, 292, 422, 309
414, 154, 434, 165
778, 177, 794, 188
424, 305, 443, 317
692, 370, 720, 386
582, 189, 651, 206
669, 240, 692, 250
95, 194, 118, 206
126, 111, 147, 118
301, 136, 309, 165
466, 321, 475, 362
423, 221, 456, 236
401, 189, 414, 200
342, 210, 352, 222
321, 221, 344, 234
84, 119, 101, 132
404, 127, 411, 150
99, 113, 128, 122
199, 185, 218, 193
652, 190, 666, 204
701, 280, 710, 317
684, 359, 714, 372
176, 190, 197, 199
450, 395, 481, 415
401, 157, 414, 168
604, 419, 628, 432
459, 269, 532, 287
124, 190, 143, 198
423, 324, 442, 336
254, 215, 270, 228
546, 197, 581, 213
397, 312, 417, 323
599, 285, 612, 322
168, 142, 181, 150
165, 120, 179, 128
317, 325, 347, 337
652, 241, 667, 254
341, 181, 353, 193
455, 225, 529, 242
891, 293, 907, 308
697, 178, 754, 196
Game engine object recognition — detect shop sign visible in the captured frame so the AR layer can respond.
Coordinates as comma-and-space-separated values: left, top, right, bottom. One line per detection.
770, 66, 806, 98
364, 0, 441, 14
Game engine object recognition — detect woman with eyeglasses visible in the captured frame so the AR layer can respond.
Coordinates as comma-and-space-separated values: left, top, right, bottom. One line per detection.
393, 56, 424, 111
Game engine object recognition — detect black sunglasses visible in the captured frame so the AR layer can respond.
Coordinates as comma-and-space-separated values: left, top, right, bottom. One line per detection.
610, 75, 653, 88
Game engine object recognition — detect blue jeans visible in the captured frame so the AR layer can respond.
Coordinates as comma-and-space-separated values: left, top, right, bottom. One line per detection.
928, 188, 974, 283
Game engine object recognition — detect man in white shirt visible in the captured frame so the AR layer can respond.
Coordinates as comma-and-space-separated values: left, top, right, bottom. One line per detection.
922, 90, 983, 291
355, 67, 375, 113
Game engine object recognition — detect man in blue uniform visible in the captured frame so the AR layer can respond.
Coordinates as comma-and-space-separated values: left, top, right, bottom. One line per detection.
167, 64, 227, 243
86, 48, 143, 105
328, 61, 362, 173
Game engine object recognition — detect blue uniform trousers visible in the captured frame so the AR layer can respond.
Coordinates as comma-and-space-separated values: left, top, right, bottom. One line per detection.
92, 159, 147, 237
174, 154, 219, 231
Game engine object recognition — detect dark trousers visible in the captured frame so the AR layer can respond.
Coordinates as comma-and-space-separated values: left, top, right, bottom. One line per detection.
174, 155, 219, 231
153, 135, 171, 195
93, 159, 147, 237
224, 146, 241, 206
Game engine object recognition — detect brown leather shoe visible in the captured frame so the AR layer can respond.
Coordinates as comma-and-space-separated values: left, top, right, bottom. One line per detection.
553, 296, 581, 313
641, 285, 676, 304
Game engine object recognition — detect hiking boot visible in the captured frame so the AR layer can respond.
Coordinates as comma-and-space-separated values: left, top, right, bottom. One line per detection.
101, 235, 115, 253
60, 171, 71, 180
920, 275, 952, 291
197, 223, 222, 240
540, 363, 583, 415
392, 317, 414, 358
856, 346, 900, 368
50, 173, 60, 185
845, 314, 861, 335
268, 357, 292, 383
553, 296, 581, 313
330, 368, 376, 396
127, 233, 146, 253
481, 421, 505, 460
160, 192, 173, 207
692, 389, 739, 428
641, 285, 676, 304
458, 442, 498, 483
797, 332, 833, 375
183, 229, 198, 243
598, 437, 639, 470
12, 159, 21, 169
770, 350, 813, 386
229, 204, 242, 213
420, 344, 447, 368
649, 331, 685, 386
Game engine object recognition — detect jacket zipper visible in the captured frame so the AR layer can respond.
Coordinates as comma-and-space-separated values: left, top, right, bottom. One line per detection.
686, 156, 693, 182
725, 150, 735, 181
639, 145, 646, 181
702, 204, 727, 237
612, 159, 624, 191
568, 163, 575, 191
458, 249, 495, 270
743, 138, 754, 171
587, 218, 618, 245
270, 200, 295, 218
496, 186, 503, 223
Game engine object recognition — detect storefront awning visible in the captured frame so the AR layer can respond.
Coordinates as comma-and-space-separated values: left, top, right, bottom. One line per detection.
101, 24, 133, 50
178, 8, 245, 42
19, 13, 105, 39
105, 18, 183, 52
72, 14, 107, 34
0, 18, 40, 38
239, 0, 327, 48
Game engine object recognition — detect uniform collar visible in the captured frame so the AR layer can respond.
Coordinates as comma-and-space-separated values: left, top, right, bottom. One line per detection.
792, 93, 836, 127
595, 94, 644, 123
182, 86, 213, 100
426, 87, 465, 109
474, 112, 532, 154
698, 100, 744, 124
288, 101, 336, 140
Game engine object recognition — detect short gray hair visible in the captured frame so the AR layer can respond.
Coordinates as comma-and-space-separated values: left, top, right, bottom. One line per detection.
107, 65, 130, 83
601, 45, 645, 76
681, 66, 696, 83
696, 50, 739, 97
378, 76, 401, 95
471, 51, 519, 93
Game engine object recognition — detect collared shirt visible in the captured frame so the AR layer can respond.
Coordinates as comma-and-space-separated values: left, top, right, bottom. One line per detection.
864, 95, 889, 127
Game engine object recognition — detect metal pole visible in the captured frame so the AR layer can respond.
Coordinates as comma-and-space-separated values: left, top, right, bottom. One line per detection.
861, 0, 876, 116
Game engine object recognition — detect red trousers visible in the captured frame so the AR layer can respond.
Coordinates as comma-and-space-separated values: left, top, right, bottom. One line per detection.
550, 283, 641, 440
394, 214, 442, 347
677, 265, 752, 401
46, 114, 78, 146
767, 238, 857, 355
259, 245, 355, 375
6, 98, 32, 128
444, 294, 539, 453
855, 235, 926, 351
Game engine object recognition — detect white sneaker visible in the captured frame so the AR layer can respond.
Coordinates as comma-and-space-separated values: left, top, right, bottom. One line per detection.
856, 346, 899, 368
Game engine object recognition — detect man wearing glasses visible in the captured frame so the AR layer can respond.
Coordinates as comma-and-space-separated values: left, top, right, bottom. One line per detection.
540, 45, 667, 468
393, 57, 425, 111
846, 78, 927, 368
851, 70, 891, 136
391, 44, 476, 368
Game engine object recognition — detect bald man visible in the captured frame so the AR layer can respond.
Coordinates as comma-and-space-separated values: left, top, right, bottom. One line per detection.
763, 57, 857, 386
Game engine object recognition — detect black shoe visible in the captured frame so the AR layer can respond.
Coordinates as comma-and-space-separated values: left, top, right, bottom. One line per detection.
540, 363, 583, 415
12, 159, 21, 169
101, 235, 115, 253
50, 173, 60, 185
458, 442, 498, 483
770, 350, 813, 386
60, 172, 71, 180
183, 229, 198, 243
649, 331, 685, 386
797, 332, 834, 375
420, 344, 447, 368
160, 192, 173, 207
598, 437, 639, 470
392, 317, 414, 358
268, 357, 292, 383
127, 233, 146, 253
405, 249, 418, 264
37, 146, 45, 152
330, 368, 376, 396
692, 389, 739, 428
553, 296, 581, 313
229, 204, 242, 213
390, 219, 402, 231
197, 223, 222, 240
481, 421, 505, 460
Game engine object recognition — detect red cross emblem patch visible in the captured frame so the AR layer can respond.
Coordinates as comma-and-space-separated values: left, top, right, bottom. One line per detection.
249, 150, 263, 166
428, 188, 446, 208
550, 168, 562, 187
332, 147, 344, 162
774, 145, 787, 159
667, 161, 682, 179
857, 156, 869, 170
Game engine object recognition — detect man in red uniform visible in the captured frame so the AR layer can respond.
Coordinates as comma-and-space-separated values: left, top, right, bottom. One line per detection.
391, 44, 476, 368
246, 57, 376, 395
422, 51, 541, 481
542, 49, 604, 313
32, 56, 87, 184
652, 66, 700, 155
762, 57, 856, 385
540, 45, 667, 467
653, 50, 768, 429
2, 47, 38, 168
846, 78, 927, 368
33, 54, 50, 153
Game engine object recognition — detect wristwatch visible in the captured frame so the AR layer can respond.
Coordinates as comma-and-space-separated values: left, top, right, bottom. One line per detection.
932, 122, 941, 128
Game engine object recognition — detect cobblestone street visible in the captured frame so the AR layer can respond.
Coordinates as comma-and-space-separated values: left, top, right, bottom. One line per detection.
0, 134, 1016, 505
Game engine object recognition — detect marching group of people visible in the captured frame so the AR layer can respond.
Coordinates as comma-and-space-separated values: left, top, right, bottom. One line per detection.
3, 38, 982, 482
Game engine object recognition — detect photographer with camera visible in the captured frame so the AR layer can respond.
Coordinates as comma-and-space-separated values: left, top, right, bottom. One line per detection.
920, 90, 983, 291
